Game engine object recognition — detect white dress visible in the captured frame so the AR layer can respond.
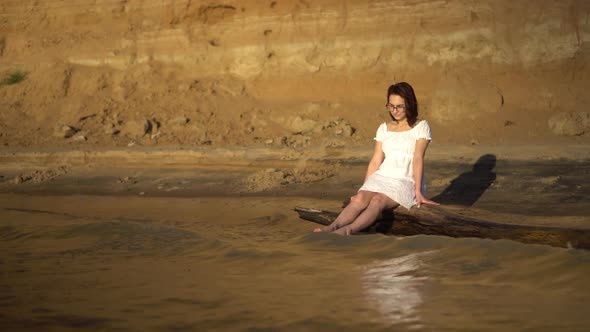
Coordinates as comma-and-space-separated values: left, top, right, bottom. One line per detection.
358, 120, 432, 210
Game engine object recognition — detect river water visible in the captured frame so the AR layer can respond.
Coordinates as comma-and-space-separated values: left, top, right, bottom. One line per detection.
1, 194, 589, 331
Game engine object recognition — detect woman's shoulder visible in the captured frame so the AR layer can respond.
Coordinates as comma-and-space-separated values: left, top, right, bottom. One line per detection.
377, 122, 389, 132
373, 122, 389, 141
413, 119, 429, 128
411, 119, 431, 131
413, 119, 432, 140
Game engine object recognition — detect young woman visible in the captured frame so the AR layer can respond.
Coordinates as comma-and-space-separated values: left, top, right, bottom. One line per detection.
314, 82, 439, 235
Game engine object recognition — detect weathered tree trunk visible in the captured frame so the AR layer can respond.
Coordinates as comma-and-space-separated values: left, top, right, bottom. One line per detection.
294, 205, 590, 250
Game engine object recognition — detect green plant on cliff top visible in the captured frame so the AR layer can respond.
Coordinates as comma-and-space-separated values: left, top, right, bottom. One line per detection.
1, 70, 27, 85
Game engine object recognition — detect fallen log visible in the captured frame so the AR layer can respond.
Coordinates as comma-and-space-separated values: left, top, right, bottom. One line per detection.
294, 205, 590, 250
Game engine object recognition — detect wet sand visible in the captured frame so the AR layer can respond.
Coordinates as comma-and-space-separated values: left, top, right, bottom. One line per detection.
1, 144, 589, 223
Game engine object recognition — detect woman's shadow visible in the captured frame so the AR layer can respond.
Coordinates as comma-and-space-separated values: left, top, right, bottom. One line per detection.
431, 154, 497, 206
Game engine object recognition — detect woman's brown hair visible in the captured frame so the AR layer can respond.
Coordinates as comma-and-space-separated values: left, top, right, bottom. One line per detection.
387, 82, 418, 126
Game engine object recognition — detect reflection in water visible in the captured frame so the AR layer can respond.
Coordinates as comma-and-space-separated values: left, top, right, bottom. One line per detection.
362, 252, 434, 328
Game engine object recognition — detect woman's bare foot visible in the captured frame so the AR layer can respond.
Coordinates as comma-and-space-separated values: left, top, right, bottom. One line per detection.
313, 227, 324, 232
333, 226, 353, 236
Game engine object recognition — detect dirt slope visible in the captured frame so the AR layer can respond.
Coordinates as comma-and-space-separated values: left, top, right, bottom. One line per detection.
1, 0, 589, 150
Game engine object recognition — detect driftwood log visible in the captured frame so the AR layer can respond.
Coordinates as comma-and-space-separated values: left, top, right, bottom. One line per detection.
294, 205, 590, 250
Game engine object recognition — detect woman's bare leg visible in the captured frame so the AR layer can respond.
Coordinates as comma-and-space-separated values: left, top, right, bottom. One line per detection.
333, 193, 398, 235
313, 191, 375, 232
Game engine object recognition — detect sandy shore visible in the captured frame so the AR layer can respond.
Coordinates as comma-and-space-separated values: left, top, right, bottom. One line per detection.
1, 144, 589, 230
2, 143, 590, 167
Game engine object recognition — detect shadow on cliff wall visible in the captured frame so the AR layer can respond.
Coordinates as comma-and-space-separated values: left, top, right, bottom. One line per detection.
432, 154, 497, 206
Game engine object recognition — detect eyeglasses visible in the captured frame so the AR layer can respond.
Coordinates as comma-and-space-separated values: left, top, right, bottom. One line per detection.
386, 103, 406, 111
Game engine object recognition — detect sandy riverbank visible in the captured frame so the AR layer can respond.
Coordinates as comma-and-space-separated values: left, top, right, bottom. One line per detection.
1, 144, 589, 230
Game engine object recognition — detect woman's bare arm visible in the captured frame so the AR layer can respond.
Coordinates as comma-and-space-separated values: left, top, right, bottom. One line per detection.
413, 139, 439, 207
364, 141, 384, 182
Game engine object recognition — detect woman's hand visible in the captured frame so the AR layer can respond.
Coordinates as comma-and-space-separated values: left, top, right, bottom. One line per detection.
415, 192, 439, 208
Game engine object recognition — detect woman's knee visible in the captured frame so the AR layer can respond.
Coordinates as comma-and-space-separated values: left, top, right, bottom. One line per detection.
350, 192, 372, 207
368, 194, 391, 209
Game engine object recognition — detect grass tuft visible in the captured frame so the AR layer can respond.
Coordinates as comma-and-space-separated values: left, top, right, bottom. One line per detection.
1, 70, 27, 85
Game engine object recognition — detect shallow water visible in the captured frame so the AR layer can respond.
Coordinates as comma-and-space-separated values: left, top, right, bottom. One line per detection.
1, 194, 589, 331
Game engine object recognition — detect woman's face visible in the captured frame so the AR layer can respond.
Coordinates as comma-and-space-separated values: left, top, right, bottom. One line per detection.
387, 94, 407, 122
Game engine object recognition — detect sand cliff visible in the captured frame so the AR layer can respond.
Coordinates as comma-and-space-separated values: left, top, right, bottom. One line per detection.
1, 0, 589, 150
